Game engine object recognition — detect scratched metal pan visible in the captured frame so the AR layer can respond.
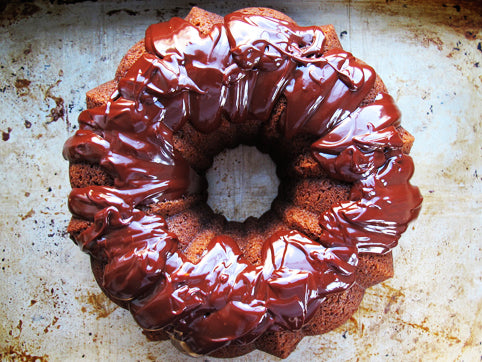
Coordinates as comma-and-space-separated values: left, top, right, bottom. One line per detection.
0, 0, 480, 361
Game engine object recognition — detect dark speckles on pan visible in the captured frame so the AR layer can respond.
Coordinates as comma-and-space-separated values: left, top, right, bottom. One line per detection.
0, 3, 42, 26
14, 78, 31, 96
106, 9, 140, 17
2, 128, 12, 141
0, 1, 481, 361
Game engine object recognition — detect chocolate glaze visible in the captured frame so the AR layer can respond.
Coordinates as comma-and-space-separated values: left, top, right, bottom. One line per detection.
63, 11, 422, 355
312, 93, 422, 253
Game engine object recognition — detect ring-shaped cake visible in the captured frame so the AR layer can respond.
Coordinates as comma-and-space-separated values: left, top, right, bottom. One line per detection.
64, 7, 422, 358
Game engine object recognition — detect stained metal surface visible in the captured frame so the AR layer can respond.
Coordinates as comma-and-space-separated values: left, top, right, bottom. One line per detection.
0, 1, 481, 361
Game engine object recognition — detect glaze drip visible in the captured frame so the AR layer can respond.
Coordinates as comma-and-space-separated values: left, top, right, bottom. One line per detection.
312, 93, 422, 253
130, 230, 356, 354
63, 10, 422, 355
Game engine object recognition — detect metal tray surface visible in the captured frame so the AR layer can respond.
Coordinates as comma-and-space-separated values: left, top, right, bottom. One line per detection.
0, 1, 481, 361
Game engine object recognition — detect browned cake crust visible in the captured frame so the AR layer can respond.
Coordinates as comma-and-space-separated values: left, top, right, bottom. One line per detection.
67, 6, 414, 359
86, 80, 117, 109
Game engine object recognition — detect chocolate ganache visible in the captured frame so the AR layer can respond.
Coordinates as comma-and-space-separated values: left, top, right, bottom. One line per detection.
63, 10, 422, 356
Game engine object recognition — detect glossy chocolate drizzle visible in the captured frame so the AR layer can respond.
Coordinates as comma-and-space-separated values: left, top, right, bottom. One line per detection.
63, 11, 422, 355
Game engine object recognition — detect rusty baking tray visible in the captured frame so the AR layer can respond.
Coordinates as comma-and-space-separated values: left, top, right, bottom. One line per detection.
0, 1, 480, 360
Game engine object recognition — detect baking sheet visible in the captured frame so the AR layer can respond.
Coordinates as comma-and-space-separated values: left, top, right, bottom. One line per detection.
0, 0, 481, 361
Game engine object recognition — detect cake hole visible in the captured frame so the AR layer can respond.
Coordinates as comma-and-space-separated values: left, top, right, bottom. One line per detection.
206, 145, 279, 222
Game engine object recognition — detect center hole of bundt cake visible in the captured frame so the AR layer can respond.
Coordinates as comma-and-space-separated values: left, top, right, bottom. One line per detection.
206, 145, 279, 222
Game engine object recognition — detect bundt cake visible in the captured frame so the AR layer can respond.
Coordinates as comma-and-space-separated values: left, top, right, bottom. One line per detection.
63, 7, 423, 359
